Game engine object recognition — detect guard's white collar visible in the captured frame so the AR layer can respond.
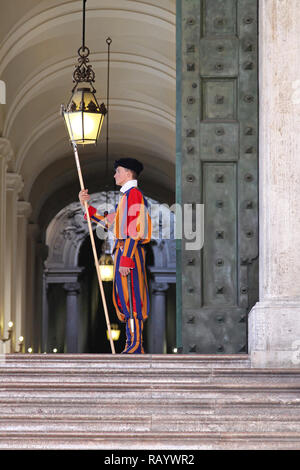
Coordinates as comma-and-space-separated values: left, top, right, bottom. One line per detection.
120, 179, 138, 193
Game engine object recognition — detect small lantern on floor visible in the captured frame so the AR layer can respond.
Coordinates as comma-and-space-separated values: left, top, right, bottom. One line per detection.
106, 324, 121, 342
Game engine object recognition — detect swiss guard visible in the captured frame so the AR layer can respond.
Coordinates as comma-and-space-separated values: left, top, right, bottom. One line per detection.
79, 158, 152, 354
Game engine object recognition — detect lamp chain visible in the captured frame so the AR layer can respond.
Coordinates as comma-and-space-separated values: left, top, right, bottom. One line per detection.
82, 0, 87, 50
105, 38, 117, 199
72, 0, 96, 90
104, 37, 113, 236
106, 37, 112, 185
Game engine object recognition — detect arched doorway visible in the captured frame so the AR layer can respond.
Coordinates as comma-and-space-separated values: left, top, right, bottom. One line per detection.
43, 192, 176, 353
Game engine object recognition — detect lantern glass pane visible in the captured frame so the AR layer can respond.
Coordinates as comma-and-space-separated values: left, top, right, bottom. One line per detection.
82, 112, 102, 142
70, 89, 100, 112
65, 111, 83, 142
96, 114, 104, 140
63, 113, 75, 141
83, 91, 99, 110
71, 90, 82, 109
99, 264, 114, 282
63, 88, 105, 144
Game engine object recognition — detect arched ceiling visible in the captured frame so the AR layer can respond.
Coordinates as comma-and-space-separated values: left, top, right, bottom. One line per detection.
0, 0, 176, 225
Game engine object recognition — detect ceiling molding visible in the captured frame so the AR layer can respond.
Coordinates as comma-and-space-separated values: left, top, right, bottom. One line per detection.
4, 52, 175, 137
17, 99, 175, 173
0, 0, 176, 216
0, 2, 175, 74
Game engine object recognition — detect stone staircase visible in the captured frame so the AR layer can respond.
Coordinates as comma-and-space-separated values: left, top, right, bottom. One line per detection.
0, 354, 300, 449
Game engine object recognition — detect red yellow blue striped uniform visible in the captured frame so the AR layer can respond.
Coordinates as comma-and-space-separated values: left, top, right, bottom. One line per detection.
85, 186, 152, 353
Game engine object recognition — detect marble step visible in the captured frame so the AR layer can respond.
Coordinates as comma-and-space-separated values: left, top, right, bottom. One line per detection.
1, 353, 251, 369
1, 354, 300, 449
1, 396, 300, 411
0, 356, 299, 401
1, 354, 299, 386
1, 400, 300, 423
0, 431, 300, 450
0, 414, 300, 433
1, 368, 300, 383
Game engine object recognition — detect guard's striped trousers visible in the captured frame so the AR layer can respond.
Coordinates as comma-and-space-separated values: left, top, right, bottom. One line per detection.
113, 243, 150, 354
122, 318, 144, 354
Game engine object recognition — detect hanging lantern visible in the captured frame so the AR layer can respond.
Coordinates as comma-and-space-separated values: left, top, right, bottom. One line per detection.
99, 252, 114, 282
62, 85, 107, 145
61, 0, 107, 144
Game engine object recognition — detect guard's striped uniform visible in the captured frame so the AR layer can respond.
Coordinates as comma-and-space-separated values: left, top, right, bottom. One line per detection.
85, 186, 152, 354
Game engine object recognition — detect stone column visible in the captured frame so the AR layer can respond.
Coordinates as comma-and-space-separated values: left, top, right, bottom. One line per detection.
42, 275, 49, 353
0, 139, 12, 342
248, 0, 300, 367
4, 172, 23, 352
150, 282, 169, 354
35, 241, 48, 353
25, 224, 40, 352
63, 282, 80, 353
15, 201, 32, 346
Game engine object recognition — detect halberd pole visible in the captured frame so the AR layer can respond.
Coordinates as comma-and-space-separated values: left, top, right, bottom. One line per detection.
72, 142, 115, 354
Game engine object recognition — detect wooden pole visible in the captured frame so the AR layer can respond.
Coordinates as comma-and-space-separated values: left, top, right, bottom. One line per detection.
72, 142, 115, 354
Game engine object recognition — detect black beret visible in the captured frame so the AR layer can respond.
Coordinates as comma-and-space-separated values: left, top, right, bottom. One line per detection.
114, 158, 143, 176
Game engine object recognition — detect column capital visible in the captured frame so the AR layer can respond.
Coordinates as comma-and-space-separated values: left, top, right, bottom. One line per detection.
63, 282, 81, 294
17, 201, 32, 219
152, 282, 169, 294
0, 138, 13, 164
6, 172, 23, 194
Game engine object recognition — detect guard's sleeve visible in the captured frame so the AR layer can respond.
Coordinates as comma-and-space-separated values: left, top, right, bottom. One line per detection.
84, 205, 115, 228
119, 189, 147, 268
